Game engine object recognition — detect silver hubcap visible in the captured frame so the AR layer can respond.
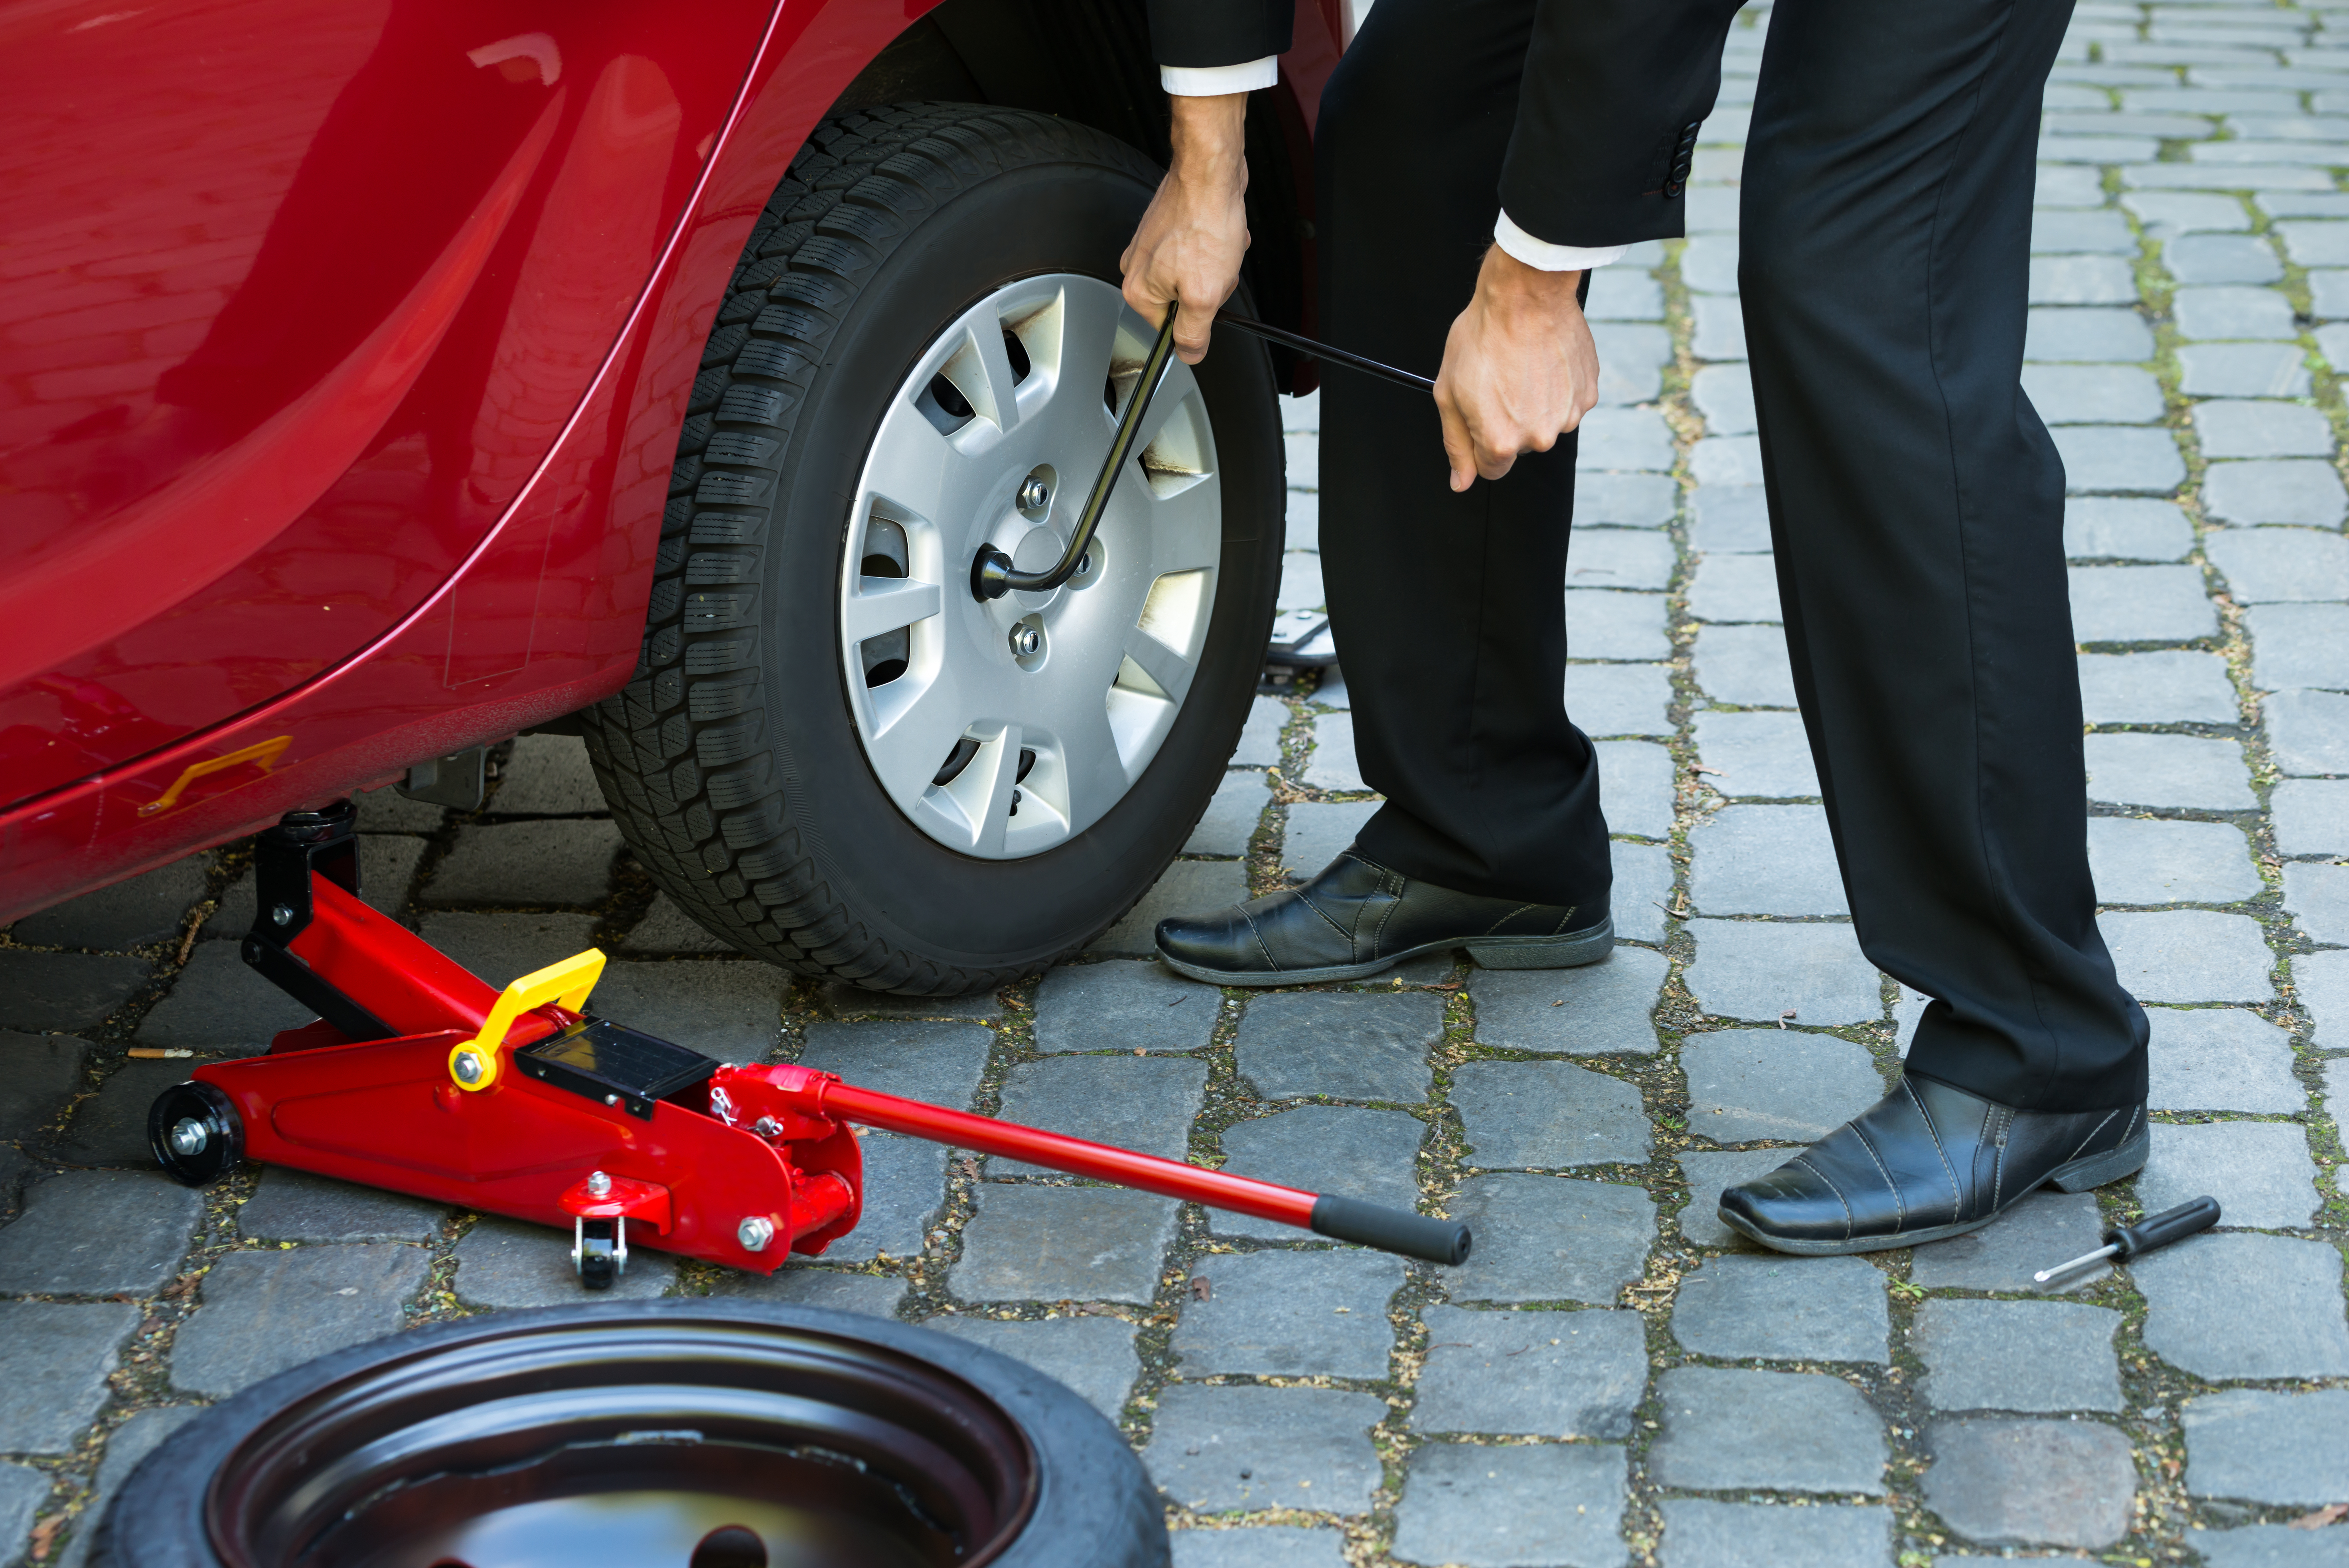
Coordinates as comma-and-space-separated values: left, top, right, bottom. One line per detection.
840, 275, 1221, 859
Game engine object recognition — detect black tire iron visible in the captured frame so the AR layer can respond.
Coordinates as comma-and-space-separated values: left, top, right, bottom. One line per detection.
2033, 1195, 2221, 1284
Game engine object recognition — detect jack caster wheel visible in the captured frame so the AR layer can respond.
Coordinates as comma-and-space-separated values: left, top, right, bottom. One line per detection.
147, 1081, 242, 1187
575, 1219, 620, 1291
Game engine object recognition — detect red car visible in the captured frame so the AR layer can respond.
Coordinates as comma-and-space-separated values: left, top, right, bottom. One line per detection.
1, 0, 1341, 991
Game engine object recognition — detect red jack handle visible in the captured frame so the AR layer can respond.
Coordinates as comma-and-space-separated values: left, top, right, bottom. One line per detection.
787, 1073, 1470, 1266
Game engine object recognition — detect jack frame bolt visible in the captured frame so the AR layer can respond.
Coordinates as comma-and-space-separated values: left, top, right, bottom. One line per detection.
452, 1051, 484, 1085
169, 1118, 207, 1157
1019, 477, 1049, 510
269, 904, 295, 927
738, 1216, 776, 1252
586, 1170, 612, 1197
1009, 623, 1042, 658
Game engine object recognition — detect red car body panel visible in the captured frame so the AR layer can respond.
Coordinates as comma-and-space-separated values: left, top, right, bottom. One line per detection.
0, 0, 1340, 927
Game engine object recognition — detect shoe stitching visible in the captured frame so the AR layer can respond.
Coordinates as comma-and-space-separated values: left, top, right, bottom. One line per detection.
1238, 907, 1279, 974
1480, 903, 1537, 938
1849, 1123, 1907, 1233
1903, 1079, 1964, 1218
1991, 1109, 2007, 1213
1791, 1156, 1856, 1244
1365, 889, 1402, 962
2061, 1108, 2120, 1166
1291, 890, 1354, 945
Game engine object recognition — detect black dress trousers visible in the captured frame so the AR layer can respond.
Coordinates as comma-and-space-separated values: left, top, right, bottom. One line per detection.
1309, 0, 2148, 1110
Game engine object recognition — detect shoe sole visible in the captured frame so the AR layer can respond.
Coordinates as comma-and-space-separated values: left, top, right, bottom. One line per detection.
1158, 917, 1615, 988
1717, 1125, 2150, 1258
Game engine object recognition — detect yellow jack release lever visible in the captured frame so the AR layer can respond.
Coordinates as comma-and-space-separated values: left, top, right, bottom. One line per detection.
447, 949, 606, 1092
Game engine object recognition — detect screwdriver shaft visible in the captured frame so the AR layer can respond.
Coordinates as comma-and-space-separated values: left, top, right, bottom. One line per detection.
2033, 1243, 2120, 1284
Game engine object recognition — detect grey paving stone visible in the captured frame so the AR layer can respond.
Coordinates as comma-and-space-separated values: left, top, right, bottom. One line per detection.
1677, 1150, 1794, 1248
1564, 588, 1673, 660
1410, 1302, 1644, 1438
1565, 662, 1673, 738
1693, 711, 1820, 799
2031, 205, 2139, 253
1688, 551, 1782, 623
415, 911, 599, 985
2077, 651, 2240, 723
1593, 324, 1671, 406
2268, 688, 2349, 773
237, 1167, 446, 1243
1575, 470, 1678, 527
989, 1054, 1207, 1176
1681, 233, 1741, 293
2286, 860, 2349, 943
953, 1187, 1178, 1303
1173, 1250, 1402, 1379
2084, 733, 2256, 809
2208, 525, 2349, 602
2309, 950, 2349, 1048
0, 1171, 198, 1295
1170, 1526, 1348, 1568
1650, 1367, 1887, 1494
2203, 458, 2349, 527
1691, 806, 1848, 917
1186, 769, 1271, 856
1691, 292, 1748, 359
2023, 363, 2166, 423
1391, 1443, 1629, 1568
1584, 269, 1665, 322
354, 786, 445, 832
0, 1462, 47, 1564
821, 1133, 947, 1262
1694, 623, 1798, 707
1673, 1254, 1889, 1364
420, 818, 625, 906
1453, 1060, 1650, 1169
1231, 695, 1287, 768
2178, 341, 2316, 396
2252, 603, 2349, 691
1577, 405, 1676, 470
2174, 284, 2301, 339
2191, 1524, 2349, 1568
489, 733, 606, 815
622, 892, 732, 953
1691, 485, 1773, 553
2197, 398, 2337, 457
174, 1244, 428, 1396
1277, 550, 1323, 611
1910, 1189, 2115, 1294
2281, 218, 2349, 267
1612, 840, 1674, 947
2148, 1007, 2303, 1111
1922, 1418, 2135, 1549
815, 979, 1001, 1021
1033, 961, 1217, 1054
2142, 1118, 2319, 1226
588, 960, 788, 1064
1466, 948, 1667, 1057
1914, 1299, 2125, 1413
1595, 739, 1675, 839
0, 1301, 134, 1453
2181, 1387, 2349, 1505
2026, 307, 2156, 361
1279, 800, 1380, 881
2168, 231, 2288, 282
707, 1266, 906, 1316
1141, 1385, 1385, 1514
1570, 529, 1678, 592
2058, 425, 2189, 494
1681, 1029, 1886, 1145
2139, 1233, 2349, 1380
2088, 816, 2261, 904
12, 859, 208, 952
924, 1314, 1139, 1420
1303, 711, 1364, 793
1094, 860, 1247, 956
2125, 190, 2254, 235
2102, 909, 2274, 1001
1658, 1500, 1889, 1568
0, 951, 150, 1035
133, 940, 314, 1052
1212, 1106, 1424, 1241
53, 1404, 205, 1568
2031, 253, 2140, 304
46, 1057, 203, 1168
2068, 564, 2222, 641
1234, 991, 1442, 1103
452, 1215, 674, 1307
2122, 162, 2329, 194
798, 1021, 991, 1108
1692, 362, 1757, 435
2315, 268, 2349, 322
0, 1031, 88, 1144
2276, 779, 2349, 854
1446, 1175, 1654, 1306
1684, 919, 1885, 1025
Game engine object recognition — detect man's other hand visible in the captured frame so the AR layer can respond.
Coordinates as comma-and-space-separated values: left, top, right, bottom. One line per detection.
1435, 247, 1600, 490
1121, 93, 1250, 364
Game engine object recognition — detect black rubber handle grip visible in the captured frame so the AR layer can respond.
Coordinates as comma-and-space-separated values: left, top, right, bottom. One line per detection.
1309, 1195, 1471, 1265
2107, 1195, 2221, 1260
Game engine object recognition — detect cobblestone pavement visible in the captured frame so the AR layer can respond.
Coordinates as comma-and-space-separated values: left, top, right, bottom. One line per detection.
9, 5, 2349, 1564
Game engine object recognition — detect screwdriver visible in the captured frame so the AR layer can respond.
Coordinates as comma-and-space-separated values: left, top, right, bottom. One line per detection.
2033, 1196, 2222, 1284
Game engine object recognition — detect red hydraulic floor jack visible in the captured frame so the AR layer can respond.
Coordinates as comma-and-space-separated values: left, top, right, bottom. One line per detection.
148, 803, 1469, 1286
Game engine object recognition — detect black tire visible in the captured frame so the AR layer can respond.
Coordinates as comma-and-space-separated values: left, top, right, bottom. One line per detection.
92, 1301, 1169, 1568
147, 1080, 241, 1187
580, 103, 1284, 996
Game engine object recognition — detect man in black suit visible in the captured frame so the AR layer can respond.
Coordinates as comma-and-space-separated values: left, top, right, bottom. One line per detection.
1129, 0, 2149, 1255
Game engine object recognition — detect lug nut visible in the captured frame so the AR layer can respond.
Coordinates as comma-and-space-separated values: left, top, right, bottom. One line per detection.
169, 1118, 208, 1158
586, 1170, 612, 1197
1019, 477, 1049, 510
1009, 624, 1042, 658
738, 1216, 776, 1252
453, 1051, 484, 1085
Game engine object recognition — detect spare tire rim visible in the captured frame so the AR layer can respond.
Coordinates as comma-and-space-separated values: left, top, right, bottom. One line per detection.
840, 273, 1221, 859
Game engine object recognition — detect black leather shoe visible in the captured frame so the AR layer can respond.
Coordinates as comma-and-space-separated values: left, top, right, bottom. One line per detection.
1718, 1077, 2147, 1256
1154, 849, 1612, 986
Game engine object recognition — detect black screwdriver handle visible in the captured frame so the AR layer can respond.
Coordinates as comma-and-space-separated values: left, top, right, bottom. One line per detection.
1309, 1195, 1472, 1265
2106, 1196, 2221, 1260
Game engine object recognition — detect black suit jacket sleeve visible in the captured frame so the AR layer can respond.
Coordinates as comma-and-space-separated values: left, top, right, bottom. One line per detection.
1146, 0, 1294, 69
1501, 0, 1748, 247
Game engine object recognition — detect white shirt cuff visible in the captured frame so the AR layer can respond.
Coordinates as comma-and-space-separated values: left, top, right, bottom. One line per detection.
1161, 57, 1279, 96
1492, 210, 1629, 273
